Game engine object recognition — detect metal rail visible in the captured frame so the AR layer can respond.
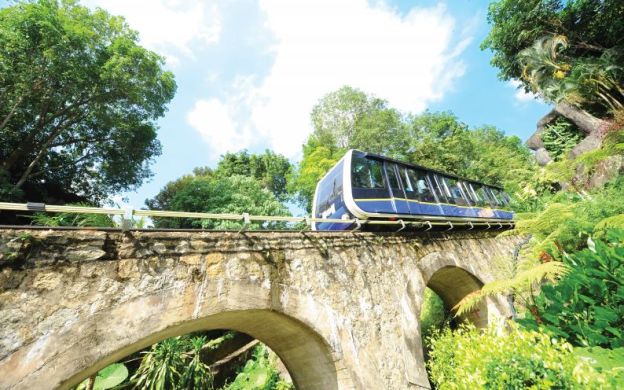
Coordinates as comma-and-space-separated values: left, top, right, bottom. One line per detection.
0, 202, 514, 230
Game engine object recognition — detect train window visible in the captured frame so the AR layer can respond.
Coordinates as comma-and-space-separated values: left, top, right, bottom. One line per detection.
352, 156, 385, 189
472, 183, 496, 207
384, 163, 401, 193
403, 167, 436, 203
401, 167, 413, 192
490, 188, 510, 208
485, 187, 503, 207
460, 181, 479, 206
466, 182, 486, 207
443, 176, 469, 206
430, 174, 452, 204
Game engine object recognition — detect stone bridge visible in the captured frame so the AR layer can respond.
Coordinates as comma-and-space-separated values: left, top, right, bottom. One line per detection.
0, 228, 521, 390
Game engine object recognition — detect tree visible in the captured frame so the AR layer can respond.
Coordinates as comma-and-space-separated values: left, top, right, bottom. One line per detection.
0, 0, 176, 206
213, 150, 292, 200
483, 0, 623, 157
146, 172, 289, 229
308, 86, 405, 155
145, 167, 212, 212
483, 0, 624, 89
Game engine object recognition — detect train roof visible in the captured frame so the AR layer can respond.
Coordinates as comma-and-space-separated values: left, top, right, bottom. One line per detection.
353, 149, 505, 191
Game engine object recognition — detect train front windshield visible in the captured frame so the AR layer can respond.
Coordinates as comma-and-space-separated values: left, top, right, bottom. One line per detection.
351, 155, 390, 199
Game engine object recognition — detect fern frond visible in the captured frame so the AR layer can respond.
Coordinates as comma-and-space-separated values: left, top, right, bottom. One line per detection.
453, 291, 485, 317
453, 262, 569, 317
513, 261, 570, 286
595, 214, 624, 231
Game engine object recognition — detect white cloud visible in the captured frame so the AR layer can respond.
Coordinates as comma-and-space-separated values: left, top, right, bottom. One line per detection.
189, 0, 470, 158
188, 99, 242, 153
187, 75, 260, 155
83, 0, 221, 63
508, 80, 539, 102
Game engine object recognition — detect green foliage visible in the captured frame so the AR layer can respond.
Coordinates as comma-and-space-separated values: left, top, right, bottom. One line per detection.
419, 288, 448, 353
308, 85, 404, 152
454, 260, 569, 318
574, 346, 624, 380
515, 32, 624, 113
405, 116, 535, 195
145, 168, 210, 213
179, 337, 214, 390
131, 336, 213, 390
483, 0, 624, 100
519, 230, 624, 349
30, 203, 115, 227
542, 117, 583, 160
512, 122, 624, 212
214, 150, 292, 200
513, 178, 624, 258
223, 344, 293, 390
0, 0, 176, 205
427, 322, 617, 389
75, 363, 128, 390
146, 174, 289, 229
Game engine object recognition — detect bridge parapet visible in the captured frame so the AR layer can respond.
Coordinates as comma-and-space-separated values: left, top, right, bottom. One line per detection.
0, 229, 521, 390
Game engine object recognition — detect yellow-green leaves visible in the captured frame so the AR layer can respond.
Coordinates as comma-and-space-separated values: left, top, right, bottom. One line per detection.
427, 322, 618, 389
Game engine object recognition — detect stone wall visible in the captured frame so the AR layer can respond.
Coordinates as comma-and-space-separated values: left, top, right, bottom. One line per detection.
0, 229, 521, 390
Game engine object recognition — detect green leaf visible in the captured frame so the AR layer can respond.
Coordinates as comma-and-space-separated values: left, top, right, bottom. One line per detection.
94, 363, 128, 390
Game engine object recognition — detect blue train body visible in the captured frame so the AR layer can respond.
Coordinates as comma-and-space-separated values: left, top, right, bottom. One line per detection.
312, 150, 514, 231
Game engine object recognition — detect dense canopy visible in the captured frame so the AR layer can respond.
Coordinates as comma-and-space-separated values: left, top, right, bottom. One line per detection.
0, 0, 176, 205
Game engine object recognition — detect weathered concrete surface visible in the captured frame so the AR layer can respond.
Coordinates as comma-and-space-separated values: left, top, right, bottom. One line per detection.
0, 229, 521, 390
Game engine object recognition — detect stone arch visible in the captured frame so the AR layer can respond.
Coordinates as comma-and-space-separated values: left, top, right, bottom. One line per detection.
418, 251, 492, 326
400, 251, 498, 388
1, 280, 353, 390
426, 266, 487, 326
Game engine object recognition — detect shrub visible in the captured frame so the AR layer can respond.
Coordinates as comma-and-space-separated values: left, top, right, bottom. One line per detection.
223, 344, 293, 390
30, 203, 116, 228
131, 335, 214, 390
512, 177, 624, 258
519, 230, 624, 349
426, 323, 616, 389
420, 288, 449, 353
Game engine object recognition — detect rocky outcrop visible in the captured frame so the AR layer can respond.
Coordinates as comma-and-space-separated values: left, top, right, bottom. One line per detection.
572, 155, 624, 189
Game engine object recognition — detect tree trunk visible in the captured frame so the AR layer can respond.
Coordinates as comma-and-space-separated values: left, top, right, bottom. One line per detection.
553, 101, 607, 135
0, 95, 24, 132
14, 125, 68, 189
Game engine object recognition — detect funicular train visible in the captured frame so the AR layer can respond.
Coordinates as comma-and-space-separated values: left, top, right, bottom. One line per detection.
311, 149, 514, 231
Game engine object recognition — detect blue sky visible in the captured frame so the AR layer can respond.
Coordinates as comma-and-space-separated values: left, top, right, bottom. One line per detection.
8, 0, 552, 209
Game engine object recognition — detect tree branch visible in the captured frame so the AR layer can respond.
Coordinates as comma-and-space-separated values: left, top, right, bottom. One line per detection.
1, 96, 92, 172
14, 113, 85, 189
0, 94, 25, 132
50, 135, 114, 149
